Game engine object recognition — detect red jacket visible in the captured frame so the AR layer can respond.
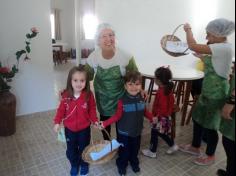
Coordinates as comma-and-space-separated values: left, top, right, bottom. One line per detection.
54, 90, 98, 132
152, 87, 174, 118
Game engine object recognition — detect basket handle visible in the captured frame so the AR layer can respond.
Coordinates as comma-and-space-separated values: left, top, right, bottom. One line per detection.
170, 24, 185, 40
90, 126, 113, 152
164, 24, 189, 54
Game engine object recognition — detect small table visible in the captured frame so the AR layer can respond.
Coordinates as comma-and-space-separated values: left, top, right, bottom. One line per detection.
141, 67, 204, 126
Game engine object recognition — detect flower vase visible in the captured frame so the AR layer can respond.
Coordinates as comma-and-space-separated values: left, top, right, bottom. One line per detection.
0, 91, 16, 136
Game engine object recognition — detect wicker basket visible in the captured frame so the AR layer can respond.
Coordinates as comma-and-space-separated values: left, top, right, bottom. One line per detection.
82, 128, 118, 165
161, 24, 189, 57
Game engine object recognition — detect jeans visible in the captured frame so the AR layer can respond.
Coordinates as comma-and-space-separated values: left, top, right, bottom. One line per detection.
65, 127, 90, 168
116, 133, 141, 171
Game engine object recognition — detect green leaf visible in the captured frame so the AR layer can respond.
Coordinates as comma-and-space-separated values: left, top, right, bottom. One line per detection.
26, 41, 30, 45
26, 45, 31, 53
30, 32, 37, 38
16, 50, 26, 60
12, 65, 18, 73
26, 33, 31, 39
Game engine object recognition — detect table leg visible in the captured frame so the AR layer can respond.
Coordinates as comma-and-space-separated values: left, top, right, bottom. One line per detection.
180, 80, 192, 126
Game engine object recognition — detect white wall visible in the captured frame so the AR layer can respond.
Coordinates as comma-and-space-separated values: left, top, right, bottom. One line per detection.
51, 0, 76, 49
95, 0, 235, 72
0, 0, 57, 116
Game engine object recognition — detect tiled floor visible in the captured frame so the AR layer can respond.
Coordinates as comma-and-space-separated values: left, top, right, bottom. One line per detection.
0, 110, 226, 176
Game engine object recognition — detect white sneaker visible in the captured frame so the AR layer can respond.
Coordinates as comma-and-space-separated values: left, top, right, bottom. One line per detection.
142, 149, 157, 158
166, 144, 179, 155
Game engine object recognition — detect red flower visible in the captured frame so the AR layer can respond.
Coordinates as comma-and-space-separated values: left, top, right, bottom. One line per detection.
0, 67, 10, 74
31, 27, 39, 33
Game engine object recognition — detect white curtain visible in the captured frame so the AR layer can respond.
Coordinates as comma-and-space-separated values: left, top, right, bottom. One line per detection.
54, 9, 61, 40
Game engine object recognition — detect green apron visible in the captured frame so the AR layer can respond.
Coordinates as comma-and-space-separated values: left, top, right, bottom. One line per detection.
192, 56, 229, 130
94, 65, 125, 116
220, 73, 235, 141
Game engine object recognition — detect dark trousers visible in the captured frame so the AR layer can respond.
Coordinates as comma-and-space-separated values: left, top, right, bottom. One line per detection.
150, 128, 174, 153
192, 121, 219, 156
116, 133, 141, 171
191, 78, 203, 97
65, 127, 90, 168
222, 136, 235, 176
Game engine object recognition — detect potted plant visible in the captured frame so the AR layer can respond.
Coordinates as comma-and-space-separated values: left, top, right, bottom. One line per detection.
0, 27, 38, 136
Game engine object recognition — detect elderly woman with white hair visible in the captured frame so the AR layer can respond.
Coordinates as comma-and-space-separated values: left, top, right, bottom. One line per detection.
85, 23, 138, 140
179, 18, 235, 166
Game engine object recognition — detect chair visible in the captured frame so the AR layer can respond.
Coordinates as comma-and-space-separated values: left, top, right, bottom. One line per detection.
170, 104, 180, 139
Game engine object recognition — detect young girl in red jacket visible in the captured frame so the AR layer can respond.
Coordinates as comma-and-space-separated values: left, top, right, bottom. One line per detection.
142, 66, 179, 158
53, 65, 99, 176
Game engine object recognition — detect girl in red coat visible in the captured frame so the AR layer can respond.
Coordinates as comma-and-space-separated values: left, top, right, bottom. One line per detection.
142, 66, 179, 158
53, 65, 99, 176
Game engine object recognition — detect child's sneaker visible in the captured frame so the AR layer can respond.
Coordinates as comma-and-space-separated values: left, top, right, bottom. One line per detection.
166, 144, 179, 154
70, 166, 79, 176
217, 169, 227, 176
131, 165, 140, 173
179, 144, 201, 156
193, 154, 215, 166
118, 167, 126, 176
142, 149, 157, 158
80, 165, 89, 176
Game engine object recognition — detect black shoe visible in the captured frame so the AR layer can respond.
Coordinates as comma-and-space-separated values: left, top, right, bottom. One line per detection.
131, 165, 140, 173
217, 169, 227, 176
118, 167, 126, 176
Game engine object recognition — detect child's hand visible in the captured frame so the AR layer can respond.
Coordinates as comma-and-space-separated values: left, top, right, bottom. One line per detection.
152, 117, 158, 124
54, 124, 60, 133
184, 23, 192, 32
98, 121, 105, 130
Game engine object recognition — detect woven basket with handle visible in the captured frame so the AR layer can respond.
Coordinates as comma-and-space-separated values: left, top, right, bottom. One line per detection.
161, 24, 189, 57
82, 128, 118, 165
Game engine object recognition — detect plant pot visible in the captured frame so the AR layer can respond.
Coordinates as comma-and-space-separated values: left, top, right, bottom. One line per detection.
0, 91, 16, 136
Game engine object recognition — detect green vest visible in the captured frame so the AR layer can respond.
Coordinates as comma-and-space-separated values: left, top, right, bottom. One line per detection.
192, 56, 229, 130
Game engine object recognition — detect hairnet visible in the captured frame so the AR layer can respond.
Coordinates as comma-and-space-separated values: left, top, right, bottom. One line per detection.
94, 23, 115, 45
206, 18, 235, 37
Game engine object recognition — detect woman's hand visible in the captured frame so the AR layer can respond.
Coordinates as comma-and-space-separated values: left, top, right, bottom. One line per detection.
221, 103, 234, 120
54, 124, 60, 133
193, 53, 205, 60
184, 23, 192, 32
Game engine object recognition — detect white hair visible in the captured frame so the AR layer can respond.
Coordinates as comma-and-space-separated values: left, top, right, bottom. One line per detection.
206, 18, 235, 37
94, 23, 116, 45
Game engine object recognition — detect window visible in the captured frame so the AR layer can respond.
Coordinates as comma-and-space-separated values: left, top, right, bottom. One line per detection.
50, 13, 55, 39
82, 14, 98, 39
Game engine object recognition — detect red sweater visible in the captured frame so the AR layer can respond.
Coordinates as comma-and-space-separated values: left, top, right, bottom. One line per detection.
103, 100, 153, 128
54, 90, 98, 132
152, 87, 174, 118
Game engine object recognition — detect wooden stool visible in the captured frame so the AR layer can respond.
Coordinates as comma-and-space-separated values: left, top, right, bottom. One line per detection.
185, 95, 199, 125
170, 104, 180, 139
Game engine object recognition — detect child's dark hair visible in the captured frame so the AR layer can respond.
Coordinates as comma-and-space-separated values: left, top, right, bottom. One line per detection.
66, 65, 90, 100
155, 67, 174, 96
124, 71, 142, 84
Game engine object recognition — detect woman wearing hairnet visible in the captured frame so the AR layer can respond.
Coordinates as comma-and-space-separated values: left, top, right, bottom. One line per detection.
179, 18, 235, 166
85, 23, 138, 141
